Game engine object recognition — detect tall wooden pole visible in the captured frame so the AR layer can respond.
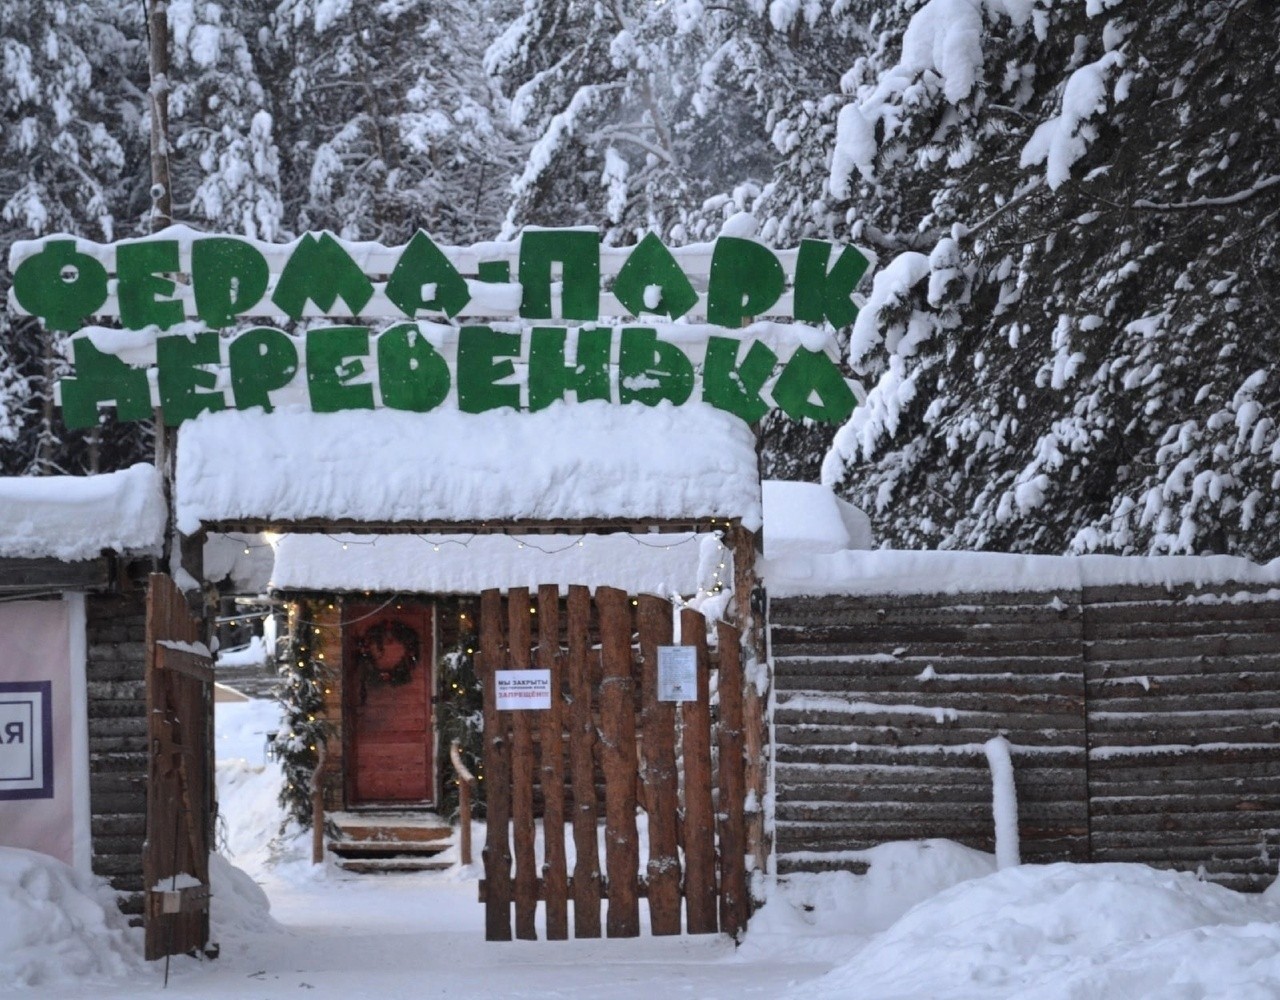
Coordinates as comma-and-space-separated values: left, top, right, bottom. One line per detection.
146, 0, 173, 232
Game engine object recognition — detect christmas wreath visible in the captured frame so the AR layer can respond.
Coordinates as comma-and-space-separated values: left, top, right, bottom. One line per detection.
354, 619, 421, 688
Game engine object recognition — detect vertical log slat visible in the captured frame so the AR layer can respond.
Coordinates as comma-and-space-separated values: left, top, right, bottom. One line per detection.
567, 585, 602, 938
598, 587, 640, 937
728, 523, 769, 883
637, 595, 681, 935
716, 621, 749, 938
538, 584, 569, 940
680, 607, 718, 935
508, 588, 538, 940
479, 588, 512, 942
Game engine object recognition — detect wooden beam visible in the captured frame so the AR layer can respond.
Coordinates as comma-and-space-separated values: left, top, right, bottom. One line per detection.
0, 557, 112, 593
201, 517, 743, 537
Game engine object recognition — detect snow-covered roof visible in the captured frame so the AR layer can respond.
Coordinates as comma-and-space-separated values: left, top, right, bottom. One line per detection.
174, 401, 762, 535
268, 531, 724, 597
764, 548, 1280, 599
0, 464, 166, 562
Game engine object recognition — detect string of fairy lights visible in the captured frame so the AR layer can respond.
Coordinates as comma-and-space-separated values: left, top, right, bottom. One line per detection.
226, 527, 734, 630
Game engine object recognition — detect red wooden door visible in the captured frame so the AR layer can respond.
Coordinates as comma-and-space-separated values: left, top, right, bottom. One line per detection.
344, 604, 434, 805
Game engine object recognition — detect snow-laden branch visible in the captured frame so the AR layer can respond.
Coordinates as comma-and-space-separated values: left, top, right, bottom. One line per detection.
587, 126, 673, 164
1132, 174, 1280, 211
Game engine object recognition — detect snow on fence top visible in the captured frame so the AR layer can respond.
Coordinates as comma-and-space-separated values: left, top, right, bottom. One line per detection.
268, 531, 717, 598
764, 548, 1280, 598
0, 463, 166, 561
761, 480, 873, 558
174, 402, 762, 536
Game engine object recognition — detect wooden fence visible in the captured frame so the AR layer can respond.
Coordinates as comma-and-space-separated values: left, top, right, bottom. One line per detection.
478, 584, 749, 940
771, 582, 1280, 890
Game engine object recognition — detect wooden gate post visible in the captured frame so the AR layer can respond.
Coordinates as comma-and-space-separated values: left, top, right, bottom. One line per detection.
508, 588, 538, 940
679, 607, 718, 934
567, 586, 602, 938
597, 587, 640, 937
727, 523, 769, 887
479, 589, 512, 941
537, 584, 569, 940
716, 621, 749, 937
637, 595, 681, 935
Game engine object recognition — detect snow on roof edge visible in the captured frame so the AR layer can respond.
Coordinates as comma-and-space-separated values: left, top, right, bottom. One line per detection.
764, 549, 1280, 599
175, 402, 762, 535
0, 464, 167, 562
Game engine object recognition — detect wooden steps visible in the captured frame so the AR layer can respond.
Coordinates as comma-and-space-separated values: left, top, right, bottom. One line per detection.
327, 811, 455, 874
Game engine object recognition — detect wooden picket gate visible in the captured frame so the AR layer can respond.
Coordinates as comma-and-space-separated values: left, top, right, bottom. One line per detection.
143, 573, 214, 960
478, 584, 749, 941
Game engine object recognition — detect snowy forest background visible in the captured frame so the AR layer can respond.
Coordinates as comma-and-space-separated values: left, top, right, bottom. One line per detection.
0, 0, 1276, 560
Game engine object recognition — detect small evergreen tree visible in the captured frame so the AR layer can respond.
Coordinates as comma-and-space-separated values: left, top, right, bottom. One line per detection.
435, 607, 485, 820
276, 601, 332, 827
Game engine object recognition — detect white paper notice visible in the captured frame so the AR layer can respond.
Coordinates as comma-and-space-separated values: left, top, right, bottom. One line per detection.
495, 669, 552, 710
657, 645, 698, 702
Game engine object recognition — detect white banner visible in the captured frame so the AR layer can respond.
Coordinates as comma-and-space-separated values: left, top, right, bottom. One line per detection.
0, 598, 89, 870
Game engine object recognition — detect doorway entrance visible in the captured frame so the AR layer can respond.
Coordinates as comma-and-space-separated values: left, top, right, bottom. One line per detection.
343, 603, 434, 806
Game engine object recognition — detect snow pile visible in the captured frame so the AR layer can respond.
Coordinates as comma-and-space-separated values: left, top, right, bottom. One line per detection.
211, 697, 284, 950
762, 479, 872, 559
208, 852, 277, 945
765, 547, 1280, 598
0, 847, 142, 987
0, 464, 166, 561
744, 841, 997, 964
176, 401, 762, 534
792, 862, 1280, 1000
215, 635, 270, 670
270, 531, 709, 596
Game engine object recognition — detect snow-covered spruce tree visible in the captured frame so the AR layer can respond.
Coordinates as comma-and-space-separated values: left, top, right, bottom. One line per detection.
488, 0, 772, 243
0, 1, 152, 476
167, 0, 285, 240
271, 0, 518, 244
793, 0, 1280, 558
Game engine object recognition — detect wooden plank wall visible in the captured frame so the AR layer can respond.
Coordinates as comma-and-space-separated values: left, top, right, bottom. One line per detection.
770, 583, 1280, 890
771, 590, 1088, 874
86, 591, 150, 917
1084, 583, 1280, 891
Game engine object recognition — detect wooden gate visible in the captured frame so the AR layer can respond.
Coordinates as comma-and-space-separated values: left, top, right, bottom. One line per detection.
143, 573, 214, 960
478, 584, 748, 941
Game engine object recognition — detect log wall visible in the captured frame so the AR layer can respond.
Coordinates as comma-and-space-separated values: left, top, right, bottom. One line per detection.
86, 590, 150, 916
771, 582, 1280, 890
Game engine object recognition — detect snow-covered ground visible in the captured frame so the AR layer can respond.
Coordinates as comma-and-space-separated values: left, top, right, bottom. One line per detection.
4, 696, 1280, 998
